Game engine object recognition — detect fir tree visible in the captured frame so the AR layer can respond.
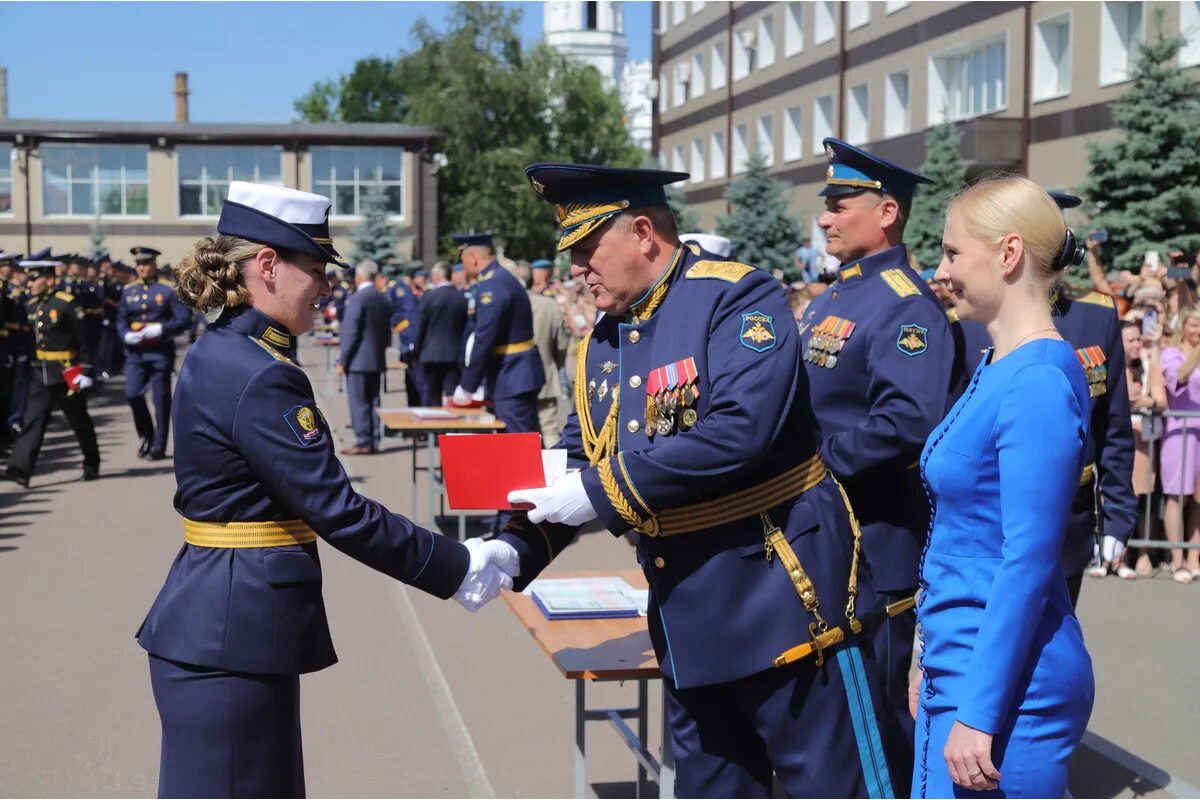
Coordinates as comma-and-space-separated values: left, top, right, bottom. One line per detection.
716, 154, 800, 276
1082, 12, 1200, 271
907, 117, 966, 271
350, 184, 399, 266
89, 213, 107, 261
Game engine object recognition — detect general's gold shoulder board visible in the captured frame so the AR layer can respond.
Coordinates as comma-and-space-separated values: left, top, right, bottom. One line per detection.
55, 291, 75, 302
880, 269, 920, 298
1077, 291, 1115, 309
686, 260, 755, 283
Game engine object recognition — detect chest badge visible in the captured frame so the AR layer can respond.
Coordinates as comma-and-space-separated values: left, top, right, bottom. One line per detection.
1075, 347, 1108, 397
739, 311, 777, 353
645, 357, 701, 438
806, 315, 856, 368
896, 323, 929, 357
600, 360, 617, 373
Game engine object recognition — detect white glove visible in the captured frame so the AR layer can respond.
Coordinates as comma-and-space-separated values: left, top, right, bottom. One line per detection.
75, 374, 94, 391
1101, 534, 1126, 563
508, 471, 597, 526
123, 331, 144, 346
450, 385, 473, 406
453, 538, 519, 613
142, 322, 164, 339
471, 386, 486, 402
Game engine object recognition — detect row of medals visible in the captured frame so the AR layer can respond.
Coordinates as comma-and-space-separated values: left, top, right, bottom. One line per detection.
646, 384, 698, 438
1086, 365, 1107, 397
805, 332, 846, 368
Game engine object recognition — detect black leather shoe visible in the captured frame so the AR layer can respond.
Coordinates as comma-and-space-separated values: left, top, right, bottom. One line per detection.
138, 437, 153, 459
3, 468, 30, 488
148, 450, 168, 461
82, 465, 100, 481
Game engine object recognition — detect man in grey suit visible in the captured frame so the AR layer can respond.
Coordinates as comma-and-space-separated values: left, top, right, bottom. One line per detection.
338, 259, 393, 455
415, 262, 469, 406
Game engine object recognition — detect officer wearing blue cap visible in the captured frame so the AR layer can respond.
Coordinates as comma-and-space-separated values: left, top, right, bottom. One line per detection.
136, 180, 517, 798
117, 245, 190, 460
449, 232, 545, 431
501, 162, 894, 798
797, 138, 958, 794
954, 191, 1135, 606
530, 258, 557, 296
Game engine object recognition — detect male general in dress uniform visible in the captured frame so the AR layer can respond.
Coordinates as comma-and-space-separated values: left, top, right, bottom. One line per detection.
3, 257, 100, 487
797, 138, 957, 795
501, 163, 894, 798
117, 245, 191, 460
449, 233, 545, 431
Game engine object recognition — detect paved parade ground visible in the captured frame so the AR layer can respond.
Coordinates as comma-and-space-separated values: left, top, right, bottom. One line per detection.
1, 337, 1197, 798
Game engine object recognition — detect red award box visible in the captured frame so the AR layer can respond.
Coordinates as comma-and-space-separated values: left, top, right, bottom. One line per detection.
438, 432, 545, 510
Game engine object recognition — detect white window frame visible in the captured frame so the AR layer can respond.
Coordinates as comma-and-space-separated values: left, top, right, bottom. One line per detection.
927, 33, 1010, 126
692, 52, 706, 99
733, 26, 756, 80
691, 137, 706, 183
758, 15, 776, 69
1183, 0, 1200, 68
884, 70, 911, 138
671, 1, 687, 27
733, 123, 750, 174
690, 1, 705, 13
657, 1, 668, 33
41, 143, 150, 218
756, 113, 775, 166
658, 70, 669, 112
885, 0, 911, 14
814, 1, 837, 46
1033, 11, 1073, 102
672, 144, 686, 174
710, 41, 727, 90
1099, 1, 1145, 87
847, 1, 870, 30
813, 94, 834, 155
784, 3, 804, 58
0, 143, 12, 217
673, 61, 690, 107
710, 131, 727, 179
846, 83, 870, 145
311, 146, 406, 220
783, 106, 803, 162
177, 145, 284, 219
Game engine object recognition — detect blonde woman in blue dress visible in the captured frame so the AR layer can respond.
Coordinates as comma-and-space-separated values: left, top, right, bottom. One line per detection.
910, 176, 1095, 797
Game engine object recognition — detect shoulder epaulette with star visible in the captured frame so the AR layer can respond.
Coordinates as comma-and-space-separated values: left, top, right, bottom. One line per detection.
54, 290, 75, 302
1075, 290, 1115, 309
685, 260, 755, 283
879, 268, 920, 298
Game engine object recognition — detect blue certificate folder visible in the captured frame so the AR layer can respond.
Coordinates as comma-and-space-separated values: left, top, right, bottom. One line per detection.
528, 577, 647, 620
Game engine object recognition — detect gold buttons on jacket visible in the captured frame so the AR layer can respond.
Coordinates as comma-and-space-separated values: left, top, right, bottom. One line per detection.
629, 375, 642, 389
627, 419, 641, 433
628, 330, 641, 344
654, 557, 665, 568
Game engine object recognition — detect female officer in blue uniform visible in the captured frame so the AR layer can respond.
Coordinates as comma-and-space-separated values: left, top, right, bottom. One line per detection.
136, 181, 516, 798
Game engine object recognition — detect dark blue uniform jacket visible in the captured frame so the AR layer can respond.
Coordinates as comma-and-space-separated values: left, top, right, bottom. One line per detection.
117, 278, 191, 361
459, 263, 544, 401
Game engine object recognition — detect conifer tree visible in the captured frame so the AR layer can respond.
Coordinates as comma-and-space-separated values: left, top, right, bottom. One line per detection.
716, 154, 799, 275
350, 185, 399, 266
907, 118, 965, 271
89, 213, 107, 261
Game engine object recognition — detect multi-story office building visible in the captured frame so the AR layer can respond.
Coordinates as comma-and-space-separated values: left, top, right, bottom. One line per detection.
654, 1, 1200, 252
0, 74, 443, 265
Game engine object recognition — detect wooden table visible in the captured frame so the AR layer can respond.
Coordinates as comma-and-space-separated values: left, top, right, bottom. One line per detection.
311, 336, 340, 393
503, 570, 675, 799
375, 408, 506, 539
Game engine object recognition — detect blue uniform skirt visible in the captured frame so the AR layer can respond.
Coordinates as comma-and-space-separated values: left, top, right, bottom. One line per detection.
149, 654, 305, 798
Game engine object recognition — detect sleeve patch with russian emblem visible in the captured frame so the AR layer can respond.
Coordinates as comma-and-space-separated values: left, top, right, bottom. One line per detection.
480, 291, 494, 305
740, 310, 777, 353
897, 323, 929, 357
284, 403, 324, 447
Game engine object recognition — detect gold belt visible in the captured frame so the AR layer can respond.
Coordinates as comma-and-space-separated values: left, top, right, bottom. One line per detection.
36, 349, 76, 360
494, 339, 535, 356
650, 454, 828, 536
4, 322, 20, 331
1080, 463, 1095, 486
184, 519, 318, 548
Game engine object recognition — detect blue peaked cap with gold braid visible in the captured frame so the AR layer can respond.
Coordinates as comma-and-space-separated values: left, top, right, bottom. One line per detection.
525, 162, 690, 251
820, 137, 932, 199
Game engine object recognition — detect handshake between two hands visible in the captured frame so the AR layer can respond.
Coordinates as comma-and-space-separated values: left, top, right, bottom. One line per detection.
123, 323, 164, 346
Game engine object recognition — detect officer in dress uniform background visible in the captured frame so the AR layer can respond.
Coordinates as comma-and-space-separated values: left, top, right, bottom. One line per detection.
500, 162, 894, 798
384, 265, 426, 407
0, 251, 23, 449
6, 248, 45, 437
3, 257, 100, 487
118, 245, 191, 460
797, 138, 958, 795
529, 258, 556, 296
414, 261, 469, 406
94, 253, 125, 379
449, 232, 545, 432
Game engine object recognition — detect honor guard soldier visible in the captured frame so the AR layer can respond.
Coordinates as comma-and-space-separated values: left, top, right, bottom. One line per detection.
3, 256, 100, 487
136, 181, 515, 797
64, 254, 105, 361
6, 250, 41, 436
0, 251, 22, 446
798, 138, 957, 794
118, 246, 191, 460
450, 232, 545, 431
94, 253, 125, 378
503, 163, 895, 798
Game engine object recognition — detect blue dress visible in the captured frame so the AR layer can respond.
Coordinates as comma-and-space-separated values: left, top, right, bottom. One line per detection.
914, 338, 1096, 798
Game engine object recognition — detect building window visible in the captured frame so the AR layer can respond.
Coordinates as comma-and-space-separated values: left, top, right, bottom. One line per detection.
312, 147, 404, 218
815, 1, 836, 45
711, 42, 727, 89
658, 70, 668, 112
585, 1, 598, 30
1034, 13, 1072, 100
690, 0, 705, 13
178, 146, 282, 217
671, 1, 686, 26
758, 15, 776, 69
692, 52, 706, 98
785, 3, 804, 57
691, 138, 706, 182
657, 1, 668, 33
884, 71, 910, 137
1099, 2, 1144, 86
846, 83, 870, 145
813, 95, 834, 155
710, 131, 727, 179
0, 143, 11, 216
929, 37, 1008, 124
42, 144, 149, 217
848, 1, 870, 30
733, 123, 750, 174
673, 62, 690, 107
733, 27, 756, 80
783, 107, 803, 162
672, 144, 686, 174
1184, 0, 1200, 67
756, 114, 775, 166
886, 0, 911, 12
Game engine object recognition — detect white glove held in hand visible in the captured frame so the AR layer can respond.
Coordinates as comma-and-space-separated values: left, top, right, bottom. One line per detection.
142, 322, 164, 339
75, 374, 94, 391
1101, 534, 1126, 563
508, 471, 597, 526
123, 331, 144, 346
453, 538, 520, 613
450, 385, 473, 406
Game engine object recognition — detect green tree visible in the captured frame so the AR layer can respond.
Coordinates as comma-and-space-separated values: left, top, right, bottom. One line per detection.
295, 3, 642, 258
906, 117, 966, 271
1081, 12, 1200, 271
89, 213, 107, 261
350, 185, 399, 265
716, 154, 800, 276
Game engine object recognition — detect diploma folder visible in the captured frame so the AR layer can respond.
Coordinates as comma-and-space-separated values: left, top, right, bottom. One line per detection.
528, 577, 643, 620
438, 432, 545, 510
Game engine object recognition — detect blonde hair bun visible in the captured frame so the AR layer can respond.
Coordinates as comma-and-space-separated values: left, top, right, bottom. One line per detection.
175, 235, 262, 313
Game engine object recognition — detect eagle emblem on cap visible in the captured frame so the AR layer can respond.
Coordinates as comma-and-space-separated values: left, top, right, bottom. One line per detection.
530, 177, 545, 195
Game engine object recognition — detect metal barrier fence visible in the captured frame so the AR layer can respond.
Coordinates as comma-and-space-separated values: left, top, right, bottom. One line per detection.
1126, 409, 1200, 550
